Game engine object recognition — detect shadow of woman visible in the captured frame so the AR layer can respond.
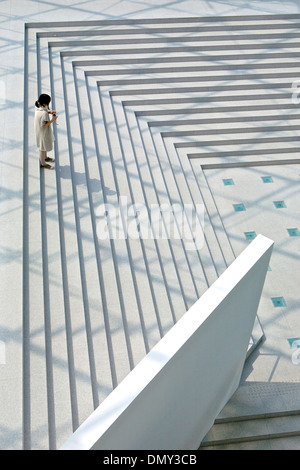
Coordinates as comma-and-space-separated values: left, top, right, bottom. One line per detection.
58, 164, 116, 195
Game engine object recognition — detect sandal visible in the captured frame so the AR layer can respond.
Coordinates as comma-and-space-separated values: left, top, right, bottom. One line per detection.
41, 163, 52, 169
46, 157, 55, 162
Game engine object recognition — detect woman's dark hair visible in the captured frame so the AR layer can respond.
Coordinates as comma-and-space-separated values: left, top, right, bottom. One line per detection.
35, 93, 51, 108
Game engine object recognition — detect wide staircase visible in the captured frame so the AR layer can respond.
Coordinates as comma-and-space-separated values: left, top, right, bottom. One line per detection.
200, 411, 300, 450
23, 14, 300, 449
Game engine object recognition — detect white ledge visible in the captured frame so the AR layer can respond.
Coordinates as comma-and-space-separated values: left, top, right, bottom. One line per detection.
61, 234, 273, 450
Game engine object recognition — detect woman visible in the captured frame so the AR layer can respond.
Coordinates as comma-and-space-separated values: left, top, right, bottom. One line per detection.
34, 93, 58, 169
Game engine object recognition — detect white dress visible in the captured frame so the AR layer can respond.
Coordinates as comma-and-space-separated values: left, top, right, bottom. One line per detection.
34, 106, 53, 152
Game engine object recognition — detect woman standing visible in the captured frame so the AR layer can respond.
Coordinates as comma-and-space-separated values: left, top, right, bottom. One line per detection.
34, 93, 58, 169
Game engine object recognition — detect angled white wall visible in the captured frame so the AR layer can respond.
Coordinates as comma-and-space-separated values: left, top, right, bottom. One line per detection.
61, 234, 273, 450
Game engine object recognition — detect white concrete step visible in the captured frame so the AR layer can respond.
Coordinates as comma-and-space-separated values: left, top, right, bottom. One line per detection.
200, 411, 300, 449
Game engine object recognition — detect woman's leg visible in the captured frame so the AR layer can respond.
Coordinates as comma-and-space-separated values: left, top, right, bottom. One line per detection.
39, 151, 52, 168
39, 150, 47, 165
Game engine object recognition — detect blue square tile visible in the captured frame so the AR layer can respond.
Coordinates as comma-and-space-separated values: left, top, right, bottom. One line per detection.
273, 201, 286, 208
288, 338, 300, 348
245, 231, 256, 240
262, 176, 273, 183
287, 228, 300, 237
233, 203, 246, 212
223, 178, 234, 186
271, 297, 286, 307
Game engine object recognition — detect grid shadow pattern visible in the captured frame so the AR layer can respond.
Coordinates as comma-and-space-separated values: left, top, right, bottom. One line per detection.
23, 14, 300, 449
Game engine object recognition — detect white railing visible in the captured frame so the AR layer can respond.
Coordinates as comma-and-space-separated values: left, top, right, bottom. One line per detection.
61, 234, 273, 450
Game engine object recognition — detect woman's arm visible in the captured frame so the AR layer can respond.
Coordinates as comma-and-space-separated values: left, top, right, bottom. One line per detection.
43, 115, 58, 127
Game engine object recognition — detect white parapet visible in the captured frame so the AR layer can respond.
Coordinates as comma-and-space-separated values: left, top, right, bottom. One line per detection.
61, 234, 273, 450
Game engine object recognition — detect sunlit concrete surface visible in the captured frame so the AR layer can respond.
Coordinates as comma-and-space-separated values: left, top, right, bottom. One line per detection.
1, 0, 300, 450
